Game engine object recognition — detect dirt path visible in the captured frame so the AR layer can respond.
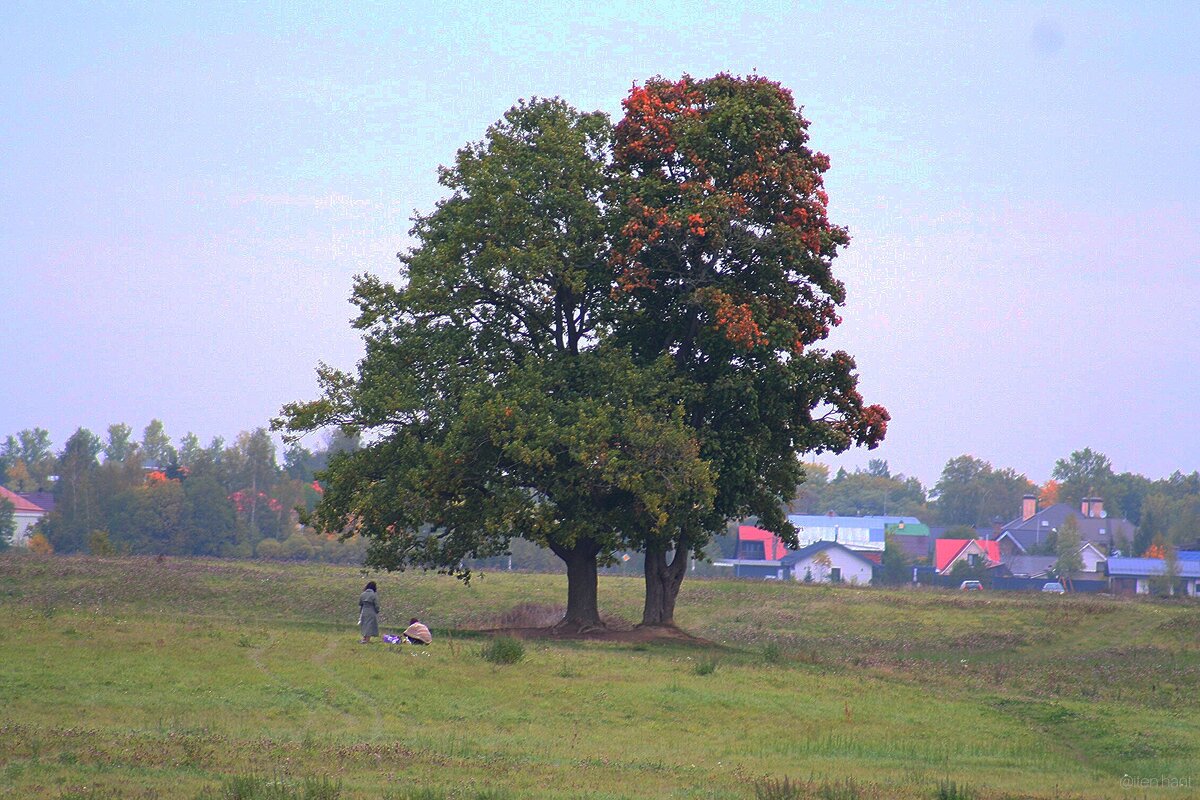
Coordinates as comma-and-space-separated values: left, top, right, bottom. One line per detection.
473, 624, 715, 645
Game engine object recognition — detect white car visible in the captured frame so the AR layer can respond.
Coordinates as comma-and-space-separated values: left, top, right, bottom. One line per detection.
1041, 581, 1066, 594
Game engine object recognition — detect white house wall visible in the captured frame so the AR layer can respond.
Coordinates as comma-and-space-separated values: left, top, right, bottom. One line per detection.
11, 511, 42, 546
1079, 547, 1106, 573
791, 549, 873, 585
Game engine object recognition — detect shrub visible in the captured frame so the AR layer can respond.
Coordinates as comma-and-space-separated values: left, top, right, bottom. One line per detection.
761, 642, 783, 664
934, 780, 974, 800
256, 538, 283, 559
818, 779, 866, 800
480, 636, 524, 665
754, 776, 804, 800
28, 532, 53, 554
693, 656, 718, 676
194, 774, 341, 799
87, 530, 115, 556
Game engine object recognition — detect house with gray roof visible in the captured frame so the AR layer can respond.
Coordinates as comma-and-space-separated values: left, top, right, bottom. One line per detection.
780, 541, 876, 585
995, 496, 1136, 556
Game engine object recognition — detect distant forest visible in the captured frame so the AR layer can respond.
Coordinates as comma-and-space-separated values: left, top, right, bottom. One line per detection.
3, 422, 1197, 563
0, 422, 364, 562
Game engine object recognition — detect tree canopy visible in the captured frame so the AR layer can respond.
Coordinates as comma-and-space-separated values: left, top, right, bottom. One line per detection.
281, 75, 889, 630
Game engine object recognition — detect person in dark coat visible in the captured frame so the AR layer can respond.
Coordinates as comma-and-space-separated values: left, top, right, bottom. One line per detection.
358, 581, 380, 643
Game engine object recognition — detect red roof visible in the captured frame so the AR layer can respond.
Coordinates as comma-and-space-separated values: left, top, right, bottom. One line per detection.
0, 485, 46, 514
737, 525, 789, 560
935, 538, 1000, 572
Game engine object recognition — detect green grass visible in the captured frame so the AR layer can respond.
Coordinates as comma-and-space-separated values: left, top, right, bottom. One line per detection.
0, 553, 1197, 798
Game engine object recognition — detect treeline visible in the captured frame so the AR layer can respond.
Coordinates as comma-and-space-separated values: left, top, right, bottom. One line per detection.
0, 422, 367, 562
5, 427, 1198, 564
792, 450, 1200, 554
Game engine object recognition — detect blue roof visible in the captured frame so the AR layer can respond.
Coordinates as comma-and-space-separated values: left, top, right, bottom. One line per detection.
788, 515, 922, 548
1178, 551, 1200, 561
789, 515, 921, 528
1107, 557, 1200, 578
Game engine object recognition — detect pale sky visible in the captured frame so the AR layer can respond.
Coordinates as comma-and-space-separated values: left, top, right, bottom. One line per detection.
1, 1, 1197, 488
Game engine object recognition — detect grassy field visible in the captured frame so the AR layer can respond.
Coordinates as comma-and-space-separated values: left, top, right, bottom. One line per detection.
0, 554, 1197, 799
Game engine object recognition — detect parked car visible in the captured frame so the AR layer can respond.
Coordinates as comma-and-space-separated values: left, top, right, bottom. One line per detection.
959, 580, 983, 591
1041, 581, 1066, 594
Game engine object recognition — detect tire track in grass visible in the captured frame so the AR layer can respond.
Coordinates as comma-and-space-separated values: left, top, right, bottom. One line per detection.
243, 628, 378, 731
310, 632, 385, 732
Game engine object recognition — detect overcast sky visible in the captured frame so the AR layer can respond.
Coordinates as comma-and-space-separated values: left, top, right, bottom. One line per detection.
2, 1, 1197, 488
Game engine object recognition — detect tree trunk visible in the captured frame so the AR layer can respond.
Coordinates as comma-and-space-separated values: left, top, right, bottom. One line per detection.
553, 539, 604, 632
641, 540, 689, 627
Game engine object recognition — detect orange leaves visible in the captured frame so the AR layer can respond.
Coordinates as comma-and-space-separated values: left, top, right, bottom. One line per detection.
1039, 480, 1060, 506
698, 288, 767, 349
613, 264, 656, 295
615, 78, 704, 168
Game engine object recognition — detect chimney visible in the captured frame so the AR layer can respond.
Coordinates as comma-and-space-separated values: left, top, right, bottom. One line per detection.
1090, 497, 1104, 519
1022, 494, 1037, 521
1081, 498, 1091, 517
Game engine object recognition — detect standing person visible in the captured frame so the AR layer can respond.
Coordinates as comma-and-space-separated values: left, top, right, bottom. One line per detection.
358, 581, 380, 644
403, 617, 432, 645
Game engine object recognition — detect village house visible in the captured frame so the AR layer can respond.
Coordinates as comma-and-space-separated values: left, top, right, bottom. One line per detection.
991, 542, 1108, 579
935, 538, 1001, 575
781, 541, 876, 585
1107, 556, 1200, 596
995, 495, 1136, 556
0, 485, 47, 546
786, 513, 921, 557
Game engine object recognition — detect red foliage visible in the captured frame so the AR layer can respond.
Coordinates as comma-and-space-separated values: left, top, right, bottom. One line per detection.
228, 489, 284, 515
610, 73, 887, 456
612, 74, 849, 352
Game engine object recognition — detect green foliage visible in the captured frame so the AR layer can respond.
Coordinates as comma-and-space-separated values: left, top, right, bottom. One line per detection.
818, 779, 868, 800
278, 97, 714, 629
102, 423, 135, 462
1053, 516, 1083, 579
753, 776, 804, 800
692, 656, 718, 675
0, 496, 14, 547
140, 419, 177, 466
933, 779, 974, 800
810, 465, 926, 518
385, 790, 514, 800
197, 774, 341, 800
1, 428, 55, 491
86, 530, 115, 556
931, 455, 1035, 526
480, 636, 525, 665
1052, 447, 1114, 510
947, 558, 989, 583
877, 532, 911, 586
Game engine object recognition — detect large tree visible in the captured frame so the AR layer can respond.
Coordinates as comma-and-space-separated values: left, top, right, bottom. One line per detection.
281, 78, 886, 630
279, 99, 712, 630
1052, 447, 1114, 509
610, 74, 888, 624
48, 428, 102, 552
931, 455, 1036, 526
